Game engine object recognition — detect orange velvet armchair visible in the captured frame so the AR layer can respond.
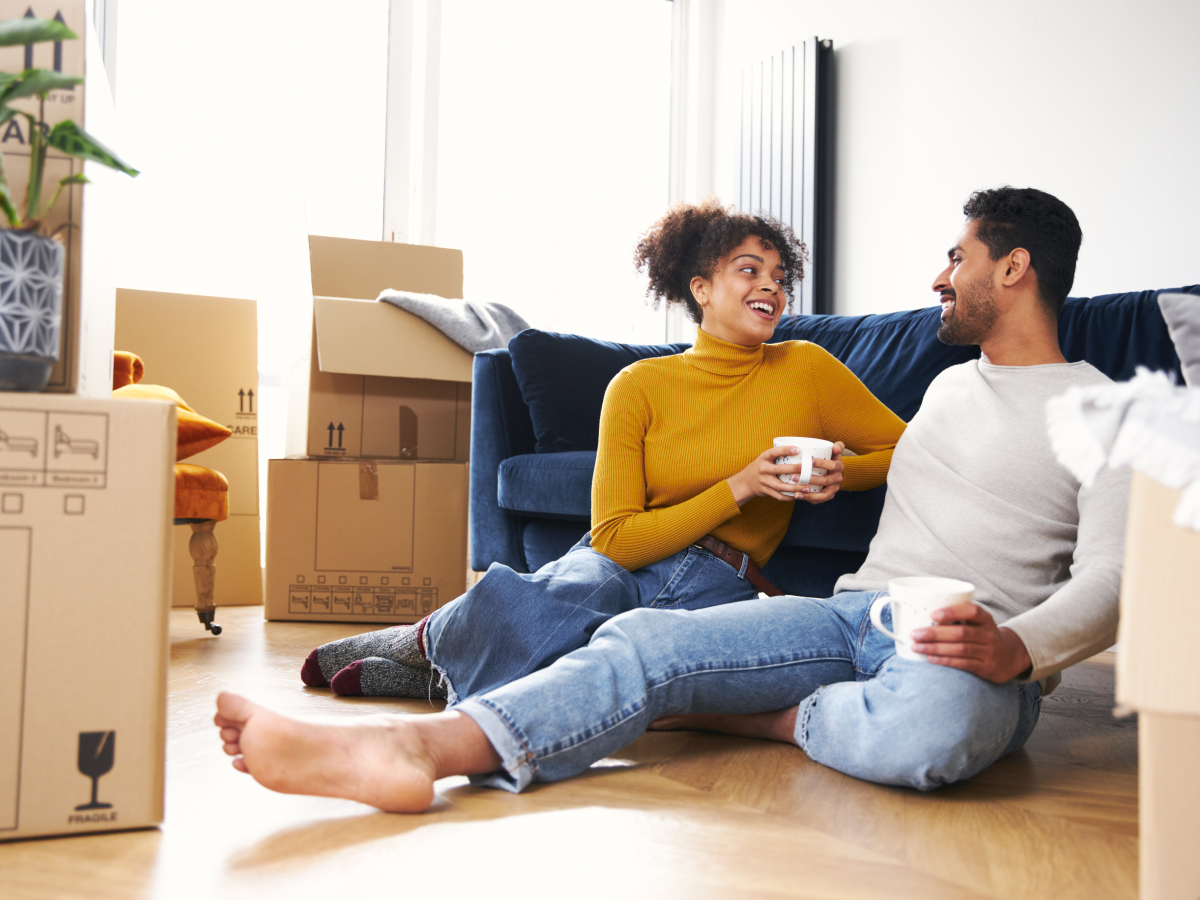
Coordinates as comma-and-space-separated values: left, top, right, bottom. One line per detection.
113, 351, 232, 635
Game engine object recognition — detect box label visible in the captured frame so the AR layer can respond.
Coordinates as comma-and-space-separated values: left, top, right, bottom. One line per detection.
0, 409, 108, 489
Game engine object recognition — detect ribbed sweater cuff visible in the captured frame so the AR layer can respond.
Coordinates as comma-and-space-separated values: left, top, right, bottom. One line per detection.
841, 451, 893, 491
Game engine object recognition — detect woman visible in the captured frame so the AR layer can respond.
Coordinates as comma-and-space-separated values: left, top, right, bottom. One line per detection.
299, 199, 906, 705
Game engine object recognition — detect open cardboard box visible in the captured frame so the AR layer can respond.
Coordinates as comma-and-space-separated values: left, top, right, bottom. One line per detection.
1116, 471, 1200, 900
0, 0, 123, 398
115, 289, 262, 607
0, 392, 174, 841
288, 237, 473, 462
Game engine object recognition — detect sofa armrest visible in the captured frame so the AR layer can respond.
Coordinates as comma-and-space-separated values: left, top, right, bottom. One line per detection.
470, 349, 538, 572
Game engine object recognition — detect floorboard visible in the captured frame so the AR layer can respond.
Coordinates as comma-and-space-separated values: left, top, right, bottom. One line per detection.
0, 607, 1138, 899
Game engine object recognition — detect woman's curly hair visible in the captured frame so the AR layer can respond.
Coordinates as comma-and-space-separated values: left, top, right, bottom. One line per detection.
634, 198, 806, 325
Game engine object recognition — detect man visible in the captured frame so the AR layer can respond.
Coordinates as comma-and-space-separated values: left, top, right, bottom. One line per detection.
213, 187, 1128, 809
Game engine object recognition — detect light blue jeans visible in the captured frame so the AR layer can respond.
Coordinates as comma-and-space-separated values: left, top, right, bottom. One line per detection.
454, 590, 1043, 792
424, 535, 760, 703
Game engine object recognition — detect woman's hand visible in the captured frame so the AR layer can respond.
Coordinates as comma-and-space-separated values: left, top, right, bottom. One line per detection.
727, 442, 845, 507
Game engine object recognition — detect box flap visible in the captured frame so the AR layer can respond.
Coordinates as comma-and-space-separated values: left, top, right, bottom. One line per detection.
314, 296, 473, 383
308, 235, 463, 300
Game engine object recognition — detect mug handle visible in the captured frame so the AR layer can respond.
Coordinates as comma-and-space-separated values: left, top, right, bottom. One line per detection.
798, 453, 814, 485
869, 594, 896, 639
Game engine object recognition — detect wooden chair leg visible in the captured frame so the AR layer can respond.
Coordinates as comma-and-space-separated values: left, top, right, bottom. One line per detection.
189, 521, 222, 635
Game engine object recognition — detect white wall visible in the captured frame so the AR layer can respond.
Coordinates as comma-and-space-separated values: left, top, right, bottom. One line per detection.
113, 0, 389, 543
113, 0, 388, 379
436, 0, 672, 343
708, 0, 1200, 316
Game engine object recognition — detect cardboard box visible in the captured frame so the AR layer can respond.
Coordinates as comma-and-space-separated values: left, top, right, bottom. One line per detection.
288, 236, 473, 462
0, 0, 122, 397
265, 457, 467, 623
1116, 471, 1200, 900
0, 392, 174, 841
1139, 713, 1200, 900
115, 289, 262, 607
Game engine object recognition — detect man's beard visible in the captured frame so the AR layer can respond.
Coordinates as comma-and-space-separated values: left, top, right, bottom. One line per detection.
937, 278, 998, 346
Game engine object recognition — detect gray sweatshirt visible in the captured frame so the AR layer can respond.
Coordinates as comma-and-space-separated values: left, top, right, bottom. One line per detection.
835, 359, 1129, 683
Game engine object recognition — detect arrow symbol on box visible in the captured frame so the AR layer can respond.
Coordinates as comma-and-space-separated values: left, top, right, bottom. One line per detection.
337, 423, 344, 448
327, 422, 335, 447
239, 389, 245, 412
248, 389, 254, 413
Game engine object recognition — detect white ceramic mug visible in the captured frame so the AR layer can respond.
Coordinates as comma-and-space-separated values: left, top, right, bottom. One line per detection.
773, 436, 834, 497
869, 576, 975, 662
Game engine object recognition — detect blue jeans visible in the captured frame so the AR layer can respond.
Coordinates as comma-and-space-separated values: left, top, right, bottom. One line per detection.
455, 590, 1043, 792
424, 535, 760, 703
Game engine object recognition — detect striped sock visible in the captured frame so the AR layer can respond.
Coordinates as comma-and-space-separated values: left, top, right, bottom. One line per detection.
300, 619, 430, 688
330, 658, 447, 700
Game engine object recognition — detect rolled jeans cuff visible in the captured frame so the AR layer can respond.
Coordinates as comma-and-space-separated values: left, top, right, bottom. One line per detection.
455, 698, 536, 793
793, 685, 826, 754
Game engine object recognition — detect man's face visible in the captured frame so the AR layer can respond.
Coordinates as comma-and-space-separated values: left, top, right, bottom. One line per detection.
933, 221, 999, 346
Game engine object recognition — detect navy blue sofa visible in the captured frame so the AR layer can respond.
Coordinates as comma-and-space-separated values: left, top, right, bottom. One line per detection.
470, 288, 1196, 598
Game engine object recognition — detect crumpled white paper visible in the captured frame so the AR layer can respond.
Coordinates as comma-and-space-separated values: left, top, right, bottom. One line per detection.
1046, 367, 1200, 531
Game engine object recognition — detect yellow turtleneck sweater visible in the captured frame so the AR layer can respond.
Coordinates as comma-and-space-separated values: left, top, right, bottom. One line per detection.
590, 328, 907, 571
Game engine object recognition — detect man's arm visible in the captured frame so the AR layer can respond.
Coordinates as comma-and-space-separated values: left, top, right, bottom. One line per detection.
912, 464, 1130, 683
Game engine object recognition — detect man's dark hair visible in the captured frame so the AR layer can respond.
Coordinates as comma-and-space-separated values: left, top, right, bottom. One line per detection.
963, 187, 1082, 318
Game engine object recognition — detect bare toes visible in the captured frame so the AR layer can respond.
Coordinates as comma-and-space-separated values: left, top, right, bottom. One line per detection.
216, 691, 257, 727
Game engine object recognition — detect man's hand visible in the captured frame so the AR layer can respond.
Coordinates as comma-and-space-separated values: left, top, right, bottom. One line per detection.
910, 603, 1032, 684
726, 441, 845, 507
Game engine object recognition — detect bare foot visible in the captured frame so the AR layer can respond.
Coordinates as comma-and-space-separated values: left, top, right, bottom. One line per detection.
648, 707, 799, 744
214, 691, 441, 812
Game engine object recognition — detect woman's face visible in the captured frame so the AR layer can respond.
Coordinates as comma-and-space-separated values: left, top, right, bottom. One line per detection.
691, 236, 786, 346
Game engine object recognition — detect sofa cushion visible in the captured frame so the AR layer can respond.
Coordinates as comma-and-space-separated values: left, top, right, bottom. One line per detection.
1057, 287, 1193, 383
498, 451, 595, 520
1157, 293, 1200, 386
509, 330, 689, 453
770, 288, 1195, 422
781, 485, 888, 554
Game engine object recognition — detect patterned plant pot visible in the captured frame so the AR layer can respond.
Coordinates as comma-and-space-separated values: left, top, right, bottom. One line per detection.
0, 229, 65, 391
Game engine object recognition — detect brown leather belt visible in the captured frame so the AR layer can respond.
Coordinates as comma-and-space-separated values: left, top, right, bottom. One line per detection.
695, 535, 784, 597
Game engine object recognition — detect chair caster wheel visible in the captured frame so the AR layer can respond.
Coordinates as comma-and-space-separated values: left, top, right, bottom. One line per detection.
197, 608, 221, 635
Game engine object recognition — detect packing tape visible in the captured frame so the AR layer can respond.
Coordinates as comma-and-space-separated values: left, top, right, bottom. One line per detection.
359, 460, 379, 500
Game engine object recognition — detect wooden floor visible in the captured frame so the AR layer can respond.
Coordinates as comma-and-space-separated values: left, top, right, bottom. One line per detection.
1, 606, 1138, 899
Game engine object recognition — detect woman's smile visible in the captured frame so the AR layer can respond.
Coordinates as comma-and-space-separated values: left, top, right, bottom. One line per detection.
698, 236, 786, 345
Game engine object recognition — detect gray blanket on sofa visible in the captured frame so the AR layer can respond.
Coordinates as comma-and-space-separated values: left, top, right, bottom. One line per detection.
377, 290, 531, 353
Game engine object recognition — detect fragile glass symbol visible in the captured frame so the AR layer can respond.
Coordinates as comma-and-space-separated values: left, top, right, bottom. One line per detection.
76, 731, 115, 810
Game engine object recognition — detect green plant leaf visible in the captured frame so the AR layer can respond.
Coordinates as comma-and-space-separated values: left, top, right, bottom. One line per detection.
24, 112, 45, 223
2, 68, 81, 102
0, 187, 20, 228
0, 164, 20, 229
46, 120, 139, 177
0, 72, 19, 96
37, 171, 87, 220
0, 18, 76, 47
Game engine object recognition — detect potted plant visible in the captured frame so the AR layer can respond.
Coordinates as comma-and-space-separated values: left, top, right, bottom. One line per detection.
0, 14, 138, 391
